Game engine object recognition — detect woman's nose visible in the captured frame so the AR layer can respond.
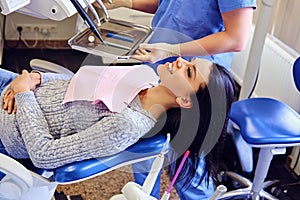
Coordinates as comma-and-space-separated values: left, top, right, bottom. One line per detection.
176, 57, 184, 68
173, 58, 185, 69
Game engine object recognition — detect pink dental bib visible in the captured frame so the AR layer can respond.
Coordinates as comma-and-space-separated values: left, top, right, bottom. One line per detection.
63, 65, 159, 113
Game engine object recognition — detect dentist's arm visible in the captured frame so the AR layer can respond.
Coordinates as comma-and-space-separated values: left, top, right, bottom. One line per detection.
132, 7, 254, 63
180, 7, 254, 56
94, 0, 158, 14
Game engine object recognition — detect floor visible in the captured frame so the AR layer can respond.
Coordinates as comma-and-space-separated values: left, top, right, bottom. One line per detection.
54, 166, 180, 200
1, 47, 300, 200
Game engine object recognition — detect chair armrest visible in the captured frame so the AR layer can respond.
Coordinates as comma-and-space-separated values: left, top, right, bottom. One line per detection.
29, 58, 74, 75
0, 154, 33, 193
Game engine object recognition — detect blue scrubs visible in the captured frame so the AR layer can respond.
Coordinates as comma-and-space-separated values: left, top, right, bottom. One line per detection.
148, 0, 257, 70
174, 156, 214, 200
132, 153, 214, 199
0, 68, 18, 179
132, 0, 256, 199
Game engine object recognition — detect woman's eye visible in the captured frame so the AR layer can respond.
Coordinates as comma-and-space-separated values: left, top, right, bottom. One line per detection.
187, 67, 191, 78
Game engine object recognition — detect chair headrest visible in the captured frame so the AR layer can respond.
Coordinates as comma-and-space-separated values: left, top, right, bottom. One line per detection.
293, 57, 300, 92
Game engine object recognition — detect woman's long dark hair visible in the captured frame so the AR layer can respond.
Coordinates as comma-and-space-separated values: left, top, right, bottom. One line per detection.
158, 63, 238, 189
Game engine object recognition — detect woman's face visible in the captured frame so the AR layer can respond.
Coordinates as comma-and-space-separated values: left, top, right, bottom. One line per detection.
157, 57, 212, 98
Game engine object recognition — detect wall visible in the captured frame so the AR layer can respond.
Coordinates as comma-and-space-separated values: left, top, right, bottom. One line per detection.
253, 0, 300, 54
231, 0, 300, 112
273, 0, 300, 53
3, 7, 153, 42
231, 26, 300, 112
3, 12, 77, 41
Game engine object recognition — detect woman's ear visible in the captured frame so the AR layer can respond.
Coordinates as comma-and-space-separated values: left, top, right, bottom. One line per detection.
176, 96, 192, 108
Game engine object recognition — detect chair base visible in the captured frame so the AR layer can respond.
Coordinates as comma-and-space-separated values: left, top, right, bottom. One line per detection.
0, 173, 58, 200
217, 171, 279, 200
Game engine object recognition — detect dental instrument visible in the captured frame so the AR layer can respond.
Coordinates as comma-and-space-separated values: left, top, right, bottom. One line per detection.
68, 18, 152, 59
106, 32, 134, 43
161, 150, 190, 200
110, 134, 171, 200
209, 185, 227, 200
142, 134, 170, 195
70, 0, 105, 44
105, 41, 131, 50
82, 0, 101, 26
167, 150, 189, 194
95, 0, 110, 19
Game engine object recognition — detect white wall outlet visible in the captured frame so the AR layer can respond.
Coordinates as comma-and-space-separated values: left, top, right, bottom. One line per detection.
15, 23, 57, 34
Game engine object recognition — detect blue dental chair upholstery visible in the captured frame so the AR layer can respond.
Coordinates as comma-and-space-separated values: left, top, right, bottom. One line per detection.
53, 134, 167, 183
218, 56, 300, 199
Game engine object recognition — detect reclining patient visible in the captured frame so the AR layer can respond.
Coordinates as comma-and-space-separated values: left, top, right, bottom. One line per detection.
0, 57, 236, 192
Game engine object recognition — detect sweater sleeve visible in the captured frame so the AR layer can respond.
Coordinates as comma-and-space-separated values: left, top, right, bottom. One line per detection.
14, 91, 151, 169
37, 72, 73, 85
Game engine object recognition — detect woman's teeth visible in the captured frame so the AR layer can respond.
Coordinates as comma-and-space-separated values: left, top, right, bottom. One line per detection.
168, 63, 173, 74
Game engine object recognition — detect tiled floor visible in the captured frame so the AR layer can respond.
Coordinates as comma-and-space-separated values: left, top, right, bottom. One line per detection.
54, 165, 180, 200
1, 47, 300, 200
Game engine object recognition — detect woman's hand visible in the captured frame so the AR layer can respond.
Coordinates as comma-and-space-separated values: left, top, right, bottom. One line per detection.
10, 70, 33, 94
2, 70, 41, 114
3, 88, 17, 114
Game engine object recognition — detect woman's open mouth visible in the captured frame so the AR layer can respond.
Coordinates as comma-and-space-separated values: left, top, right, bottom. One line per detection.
168, 63, 173, 74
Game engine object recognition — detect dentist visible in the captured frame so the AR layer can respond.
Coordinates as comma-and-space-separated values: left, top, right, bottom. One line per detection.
96, 0, 256, 70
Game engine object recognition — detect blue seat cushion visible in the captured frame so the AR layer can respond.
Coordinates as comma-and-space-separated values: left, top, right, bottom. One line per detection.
229, 98, 300, 145
53, 134, 167, 183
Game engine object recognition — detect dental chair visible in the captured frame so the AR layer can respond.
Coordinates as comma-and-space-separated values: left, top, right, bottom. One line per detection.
218, 57, 300, 199
0, 59, 170, 200
0, 133, 169, 200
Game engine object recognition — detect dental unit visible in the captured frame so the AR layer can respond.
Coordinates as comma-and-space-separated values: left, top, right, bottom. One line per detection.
0, 0, 151, 60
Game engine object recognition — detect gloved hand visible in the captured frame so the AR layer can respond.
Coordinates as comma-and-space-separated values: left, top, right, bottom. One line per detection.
131, 43, 181, 63
94, 0, 132, 10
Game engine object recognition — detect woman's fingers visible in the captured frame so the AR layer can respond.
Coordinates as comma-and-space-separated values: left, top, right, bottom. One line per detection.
13, 101, 17, 114
3, 89, 16, 114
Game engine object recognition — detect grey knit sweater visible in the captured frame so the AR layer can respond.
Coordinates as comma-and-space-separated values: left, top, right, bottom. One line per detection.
0, 72, 156, 169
